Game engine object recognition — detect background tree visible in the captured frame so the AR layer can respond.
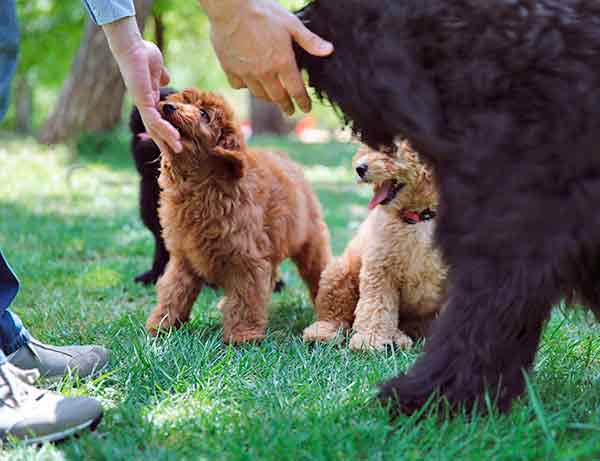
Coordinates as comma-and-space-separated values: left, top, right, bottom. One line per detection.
39, 0, 154, 144
250, 95, 292, 136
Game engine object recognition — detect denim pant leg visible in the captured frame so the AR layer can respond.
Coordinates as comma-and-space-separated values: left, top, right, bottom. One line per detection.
0, 250, 30, 355
0, 1, 28, 357
0, 0, 18, 121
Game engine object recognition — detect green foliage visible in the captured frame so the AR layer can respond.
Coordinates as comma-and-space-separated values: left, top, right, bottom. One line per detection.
1, 133, 600, 460
16, 0, 86, 86
4, 0, 341, 133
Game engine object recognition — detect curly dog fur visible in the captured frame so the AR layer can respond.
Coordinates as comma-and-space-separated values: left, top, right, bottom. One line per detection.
295, 0, 600, 414
129, 89, 286, 290
303, 143, 446, 351
144, 88, 331, 343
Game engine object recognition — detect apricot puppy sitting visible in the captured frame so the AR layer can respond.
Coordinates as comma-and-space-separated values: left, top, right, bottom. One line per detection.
145, 88, 331, 344
303, 143, 447, 351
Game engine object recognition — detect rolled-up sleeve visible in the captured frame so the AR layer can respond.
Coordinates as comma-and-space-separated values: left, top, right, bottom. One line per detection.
82, 0, 136, 26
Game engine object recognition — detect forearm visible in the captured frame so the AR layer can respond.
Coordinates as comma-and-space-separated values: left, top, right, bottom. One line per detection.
101, 15, 143, 59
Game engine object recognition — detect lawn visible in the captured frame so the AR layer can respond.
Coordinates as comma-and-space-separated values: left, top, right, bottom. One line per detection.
1, 131, 600, 461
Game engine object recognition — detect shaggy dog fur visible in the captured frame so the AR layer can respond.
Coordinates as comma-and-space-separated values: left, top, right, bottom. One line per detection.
130, 87, 176, 285
294, 0, 600, 414
129, 88, 286, 291
144, 88, 331, 343
303, 143, 446, 351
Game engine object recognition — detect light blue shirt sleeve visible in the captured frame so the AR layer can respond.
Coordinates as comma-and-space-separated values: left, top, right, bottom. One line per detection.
82, 0, 136, 26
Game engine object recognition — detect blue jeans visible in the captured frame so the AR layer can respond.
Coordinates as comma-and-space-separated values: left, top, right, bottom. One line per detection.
0, 0, 30, 366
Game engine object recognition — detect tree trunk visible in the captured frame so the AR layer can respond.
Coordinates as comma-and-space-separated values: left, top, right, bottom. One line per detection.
14, 75, 32, 134
249, 94, 291, 136
40, 0, 153, 144
154, 12, 166, 53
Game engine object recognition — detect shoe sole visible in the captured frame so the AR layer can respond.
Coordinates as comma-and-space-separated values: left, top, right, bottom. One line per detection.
22, 412, 103, 445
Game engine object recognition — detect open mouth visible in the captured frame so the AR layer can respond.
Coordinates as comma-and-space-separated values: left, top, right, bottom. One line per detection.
368, 179, 404, 209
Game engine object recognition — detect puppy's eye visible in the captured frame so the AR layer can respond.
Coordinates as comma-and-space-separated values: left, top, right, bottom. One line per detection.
200, 109, 211, 123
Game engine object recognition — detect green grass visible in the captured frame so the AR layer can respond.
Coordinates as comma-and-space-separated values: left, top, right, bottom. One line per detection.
1, 131, 600, 460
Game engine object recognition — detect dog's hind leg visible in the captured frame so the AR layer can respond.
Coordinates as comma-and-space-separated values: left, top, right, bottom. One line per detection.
378, 265, 557, 415
292, 232, 332, 304
135, 177, 170, 285
145, 256, 203, 335
302, 256, 357, 342
221, 260, 272, 344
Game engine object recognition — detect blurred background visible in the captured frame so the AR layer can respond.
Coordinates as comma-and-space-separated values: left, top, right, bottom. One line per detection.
1, 0, 345, 144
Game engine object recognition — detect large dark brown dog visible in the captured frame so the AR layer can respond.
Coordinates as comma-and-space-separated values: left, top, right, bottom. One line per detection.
294, 0, 600, 415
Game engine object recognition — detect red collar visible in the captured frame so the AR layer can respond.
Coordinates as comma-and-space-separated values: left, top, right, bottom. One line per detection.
401, 208, 436, 225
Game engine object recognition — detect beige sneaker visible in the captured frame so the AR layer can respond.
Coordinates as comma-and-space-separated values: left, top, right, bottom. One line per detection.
8, 338, 110, 381
0, 362, 102, 444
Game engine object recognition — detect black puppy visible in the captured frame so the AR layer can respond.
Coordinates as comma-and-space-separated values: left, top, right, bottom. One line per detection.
295, 0, 600, 415
129, 87, 175, 285
129, 88, 287, 291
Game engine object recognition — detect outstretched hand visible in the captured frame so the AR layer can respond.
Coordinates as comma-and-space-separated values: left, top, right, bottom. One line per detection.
103, 17, 182, 153
202, 0, 334, 115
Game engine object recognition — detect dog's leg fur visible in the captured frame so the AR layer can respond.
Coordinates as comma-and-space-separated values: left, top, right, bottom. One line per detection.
303, 257, 357, 342
379, 267, 555, 414
221, 261, 272, 344
146, 257, 203, 334
349, 263, 412, 351
135, 175, 169, 285
292, 235, 332, 303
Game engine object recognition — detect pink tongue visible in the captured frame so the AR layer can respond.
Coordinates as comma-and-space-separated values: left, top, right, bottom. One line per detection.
368, 181, 392, 210
137, 132, 151, 141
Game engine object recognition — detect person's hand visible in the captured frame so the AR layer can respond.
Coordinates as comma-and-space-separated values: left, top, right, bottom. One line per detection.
102, 17, 182, 153
201, 0, 333, 115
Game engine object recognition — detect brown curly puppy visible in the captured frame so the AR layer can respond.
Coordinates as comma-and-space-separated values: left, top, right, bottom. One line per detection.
303, 143, 446, 351
145, 88, 331, 344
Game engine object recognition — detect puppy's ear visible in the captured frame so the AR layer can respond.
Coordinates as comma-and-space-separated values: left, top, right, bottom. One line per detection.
213, 146, 246, 179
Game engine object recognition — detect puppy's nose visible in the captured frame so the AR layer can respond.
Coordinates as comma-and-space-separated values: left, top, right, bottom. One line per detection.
355, 164, 368, 178
162, 103, 177, 116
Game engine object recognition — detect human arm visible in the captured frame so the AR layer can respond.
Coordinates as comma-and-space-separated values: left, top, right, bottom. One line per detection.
82, 1, 182, 152
199, 0, 333, 116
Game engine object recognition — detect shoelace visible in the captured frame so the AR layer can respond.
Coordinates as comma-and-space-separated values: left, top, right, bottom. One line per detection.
0, 363, 40, 407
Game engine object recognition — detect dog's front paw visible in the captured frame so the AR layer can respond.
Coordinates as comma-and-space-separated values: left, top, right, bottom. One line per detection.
303, 320, 348, 342
349, 329, 413, 351
145, 310, 187, 336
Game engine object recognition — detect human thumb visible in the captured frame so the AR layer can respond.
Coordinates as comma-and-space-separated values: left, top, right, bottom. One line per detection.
291, 21, 333, 57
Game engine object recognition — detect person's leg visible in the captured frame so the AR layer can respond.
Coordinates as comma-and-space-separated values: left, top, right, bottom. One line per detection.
0, 2, 105, 442
0, 0, 18, 121
0, 0, 32, 358
0, 248, 110, 380
0, 2, 109, 381
0, 250, 31, 356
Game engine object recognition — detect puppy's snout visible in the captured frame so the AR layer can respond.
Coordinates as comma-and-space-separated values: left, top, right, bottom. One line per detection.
162, 103, 177, 116
356, 164, 368, 178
